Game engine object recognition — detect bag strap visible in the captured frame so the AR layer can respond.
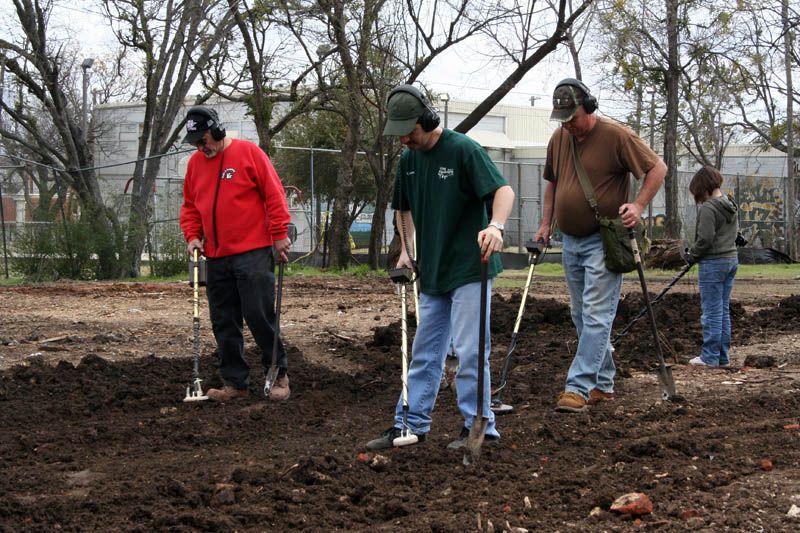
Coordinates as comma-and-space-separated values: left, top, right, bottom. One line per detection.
570, 136, 601, 220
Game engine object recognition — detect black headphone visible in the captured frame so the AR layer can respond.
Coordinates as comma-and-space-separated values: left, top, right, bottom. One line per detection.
554, 78, 598, 114
187, 105, 226, 141
388, 84, 441, 132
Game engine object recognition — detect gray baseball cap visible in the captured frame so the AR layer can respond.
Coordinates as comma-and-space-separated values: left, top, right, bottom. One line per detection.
550, 85, 581, 122
383, 92, 425, 136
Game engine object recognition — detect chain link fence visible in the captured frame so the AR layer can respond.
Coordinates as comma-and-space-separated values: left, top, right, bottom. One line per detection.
1, 149, 797, 278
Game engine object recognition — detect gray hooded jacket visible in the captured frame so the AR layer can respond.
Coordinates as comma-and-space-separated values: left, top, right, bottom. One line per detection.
686, 194, 739, 263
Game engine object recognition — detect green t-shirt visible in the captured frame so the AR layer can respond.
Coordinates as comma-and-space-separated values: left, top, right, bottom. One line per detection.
391, 129, 508, 295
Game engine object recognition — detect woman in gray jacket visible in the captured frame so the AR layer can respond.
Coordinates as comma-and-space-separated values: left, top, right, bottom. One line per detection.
684, 166, 739, 367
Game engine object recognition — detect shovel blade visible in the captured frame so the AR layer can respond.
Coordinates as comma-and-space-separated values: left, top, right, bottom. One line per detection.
263, 366, 279, 397
462, 416, 489, 466
656, 364, 677, 401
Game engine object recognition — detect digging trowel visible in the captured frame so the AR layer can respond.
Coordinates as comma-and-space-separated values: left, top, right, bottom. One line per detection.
264, 261, 285, 397
464, 259, 490, 465
628, 227, 678, 401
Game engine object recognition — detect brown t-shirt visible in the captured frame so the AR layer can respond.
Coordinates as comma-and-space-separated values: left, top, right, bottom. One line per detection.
543, 117, 660, 237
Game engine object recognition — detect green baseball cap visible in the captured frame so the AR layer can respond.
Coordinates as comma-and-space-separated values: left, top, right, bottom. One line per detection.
383, 92, 425, 136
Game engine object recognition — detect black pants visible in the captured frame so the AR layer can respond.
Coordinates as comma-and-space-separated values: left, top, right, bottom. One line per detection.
206, 247, 287, 389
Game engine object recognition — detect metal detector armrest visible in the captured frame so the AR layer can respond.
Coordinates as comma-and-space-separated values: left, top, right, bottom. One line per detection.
389, 267, 414, 284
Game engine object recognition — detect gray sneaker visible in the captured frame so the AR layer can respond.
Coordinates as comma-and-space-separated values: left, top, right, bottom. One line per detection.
446, 426, 500, 450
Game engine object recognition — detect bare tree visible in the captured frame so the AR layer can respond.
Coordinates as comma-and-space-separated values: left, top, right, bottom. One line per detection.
0, 0, 124, 278
101, 0, 235, 276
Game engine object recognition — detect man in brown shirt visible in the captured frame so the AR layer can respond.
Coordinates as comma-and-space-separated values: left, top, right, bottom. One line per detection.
534, 79, 666, 412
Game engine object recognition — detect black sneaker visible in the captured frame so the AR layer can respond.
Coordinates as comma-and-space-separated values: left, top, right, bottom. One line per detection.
446, 426, 500, 450
366, 427, 425, 451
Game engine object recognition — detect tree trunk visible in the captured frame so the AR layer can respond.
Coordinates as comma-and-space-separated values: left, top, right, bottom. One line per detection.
663, 0, 682, 240
328, 125, 358, 268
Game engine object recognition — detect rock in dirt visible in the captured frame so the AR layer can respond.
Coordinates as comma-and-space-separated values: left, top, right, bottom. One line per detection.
787, 504, 800, 518
760, 458, 774, 471
211, 483, 236, 506
743, 354, 776, 368
610, 492, 653, 516
369, 454, 390, 471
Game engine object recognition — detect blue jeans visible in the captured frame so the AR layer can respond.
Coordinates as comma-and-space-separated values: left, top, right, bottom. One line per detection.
206, 247, 286, 388
698, 257, 738, 366
393, 280, 499, 438
562, 232, 622, 398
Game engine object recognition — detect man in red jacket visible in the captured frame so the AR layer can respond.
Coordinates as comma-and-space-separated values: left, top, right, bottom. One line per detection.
179, 106, 292, 402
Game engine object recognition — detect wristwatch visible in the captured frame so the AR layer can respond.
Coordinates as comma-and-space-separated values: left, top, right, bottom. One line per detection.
488, 221, 505, 235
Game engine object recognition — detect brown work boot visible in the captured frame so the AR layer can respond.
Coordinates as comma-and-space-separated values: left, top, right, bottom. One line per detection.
268, 375, 290, 401
588, 388, 615, 405
207, 385, 249, 402
555, 391, 588, 413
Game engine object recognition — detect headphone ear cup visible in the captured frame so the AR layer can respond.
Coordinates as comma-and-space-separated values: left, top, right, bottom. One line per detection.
583, 95, 598, 114
420, 108, 440, 132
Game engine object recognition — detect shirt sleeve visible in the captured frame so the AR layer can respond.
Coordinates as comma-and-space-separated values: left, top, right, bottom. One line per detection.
687, 204, 717, 262
252, 147, 291, 241
179, 159, 203, 243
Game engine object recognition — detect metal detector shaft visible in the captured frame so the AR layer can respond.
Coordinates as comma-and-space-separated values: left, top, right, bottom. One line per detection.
184, 249, 208, 402
264, 261, 285, 396
464, 260, 490, 465
492, 253, 535, 404
628, 229, 677, 401
612, 262, 694, 344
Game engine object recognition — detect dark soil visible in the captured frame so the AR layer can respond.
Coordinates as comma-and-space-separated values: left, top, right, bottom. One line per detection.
1, 278, 800, 531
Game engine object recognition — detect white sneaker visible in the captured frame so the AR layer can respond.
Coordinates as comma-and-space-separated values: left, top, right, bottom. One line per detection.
689, 356, 707, 366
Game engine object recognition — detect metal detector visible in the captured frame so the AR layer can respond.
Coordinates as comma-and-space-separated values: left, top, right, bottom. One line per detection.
491, 240, 542, 414
612, 262, 694, 344
628, 228, 678, 401
184, 249, 209, 402
264, 261, 285, 396
390, 269, 419, 447
464, 260, 490, 466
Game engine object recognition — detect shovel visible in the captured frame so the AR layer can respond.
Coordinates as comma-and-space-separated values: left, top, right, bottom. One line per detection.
491, 240, 542, 414
263, 261, 285, 396
628, 227, 678, 401
464, 259, 490, 466
184, 249, 209, 402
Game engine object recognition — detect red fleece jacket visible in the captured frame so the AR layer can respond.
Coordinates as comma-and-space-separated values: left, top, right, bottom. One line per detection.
180, 139, 290, 258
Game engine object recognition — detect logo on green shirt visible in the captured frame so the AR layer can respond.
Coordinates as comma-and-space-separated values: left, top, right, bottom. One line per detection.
437, 167, 454, 180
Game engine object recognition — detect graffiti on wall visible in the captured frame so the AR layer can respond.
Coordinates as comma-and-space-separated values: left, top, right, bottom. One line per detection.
733, 176, 785, 249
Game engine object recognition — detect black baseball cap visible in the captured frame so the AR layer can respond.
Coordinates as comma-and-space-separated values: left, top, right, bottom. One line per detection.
182, 111, 213, 144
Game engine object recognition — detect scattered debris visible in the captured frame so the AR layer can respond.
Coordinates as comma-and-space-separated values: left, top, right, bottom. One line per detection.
610, 492, 653, 516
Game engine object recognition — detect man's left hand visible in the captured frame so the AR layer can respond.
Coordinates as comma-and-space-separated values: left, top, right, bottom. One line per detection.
478, 226, 503, 262
274, 237, 291, 263
619, 203, 643, 228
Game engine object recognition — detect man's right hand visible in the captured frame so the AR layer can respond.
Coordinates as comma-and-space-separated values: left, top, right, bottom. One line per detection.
187, 239, 204, 255
533, 224, 551, 247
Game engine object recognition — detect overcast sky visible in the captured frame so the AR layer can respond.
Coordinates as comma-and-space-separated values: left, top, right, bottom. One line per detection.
4, 1, 625, 115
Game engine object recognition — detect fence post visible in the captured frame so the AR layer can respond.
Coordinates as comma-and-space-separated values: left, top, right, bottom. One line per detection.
517, 162, 523, 253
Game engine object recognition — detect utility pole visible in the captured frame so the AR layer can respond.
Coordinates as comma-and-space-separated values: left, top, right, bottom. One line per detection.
81, 58, 94, 139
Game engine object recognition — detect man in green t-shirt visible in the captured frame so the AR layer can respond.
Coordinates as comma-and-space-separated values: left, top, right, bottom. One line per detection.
366, 85, 515, 451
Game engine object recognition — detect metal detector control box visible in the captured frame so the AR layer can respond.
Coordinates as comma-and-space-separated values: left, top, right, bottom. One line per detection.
389, 267, 414, 284
189, 255, 207, 287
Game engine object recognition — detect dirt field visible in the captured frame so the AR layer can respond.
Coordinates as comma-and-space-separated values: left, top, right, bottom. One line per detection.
1, 270, 799, 531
